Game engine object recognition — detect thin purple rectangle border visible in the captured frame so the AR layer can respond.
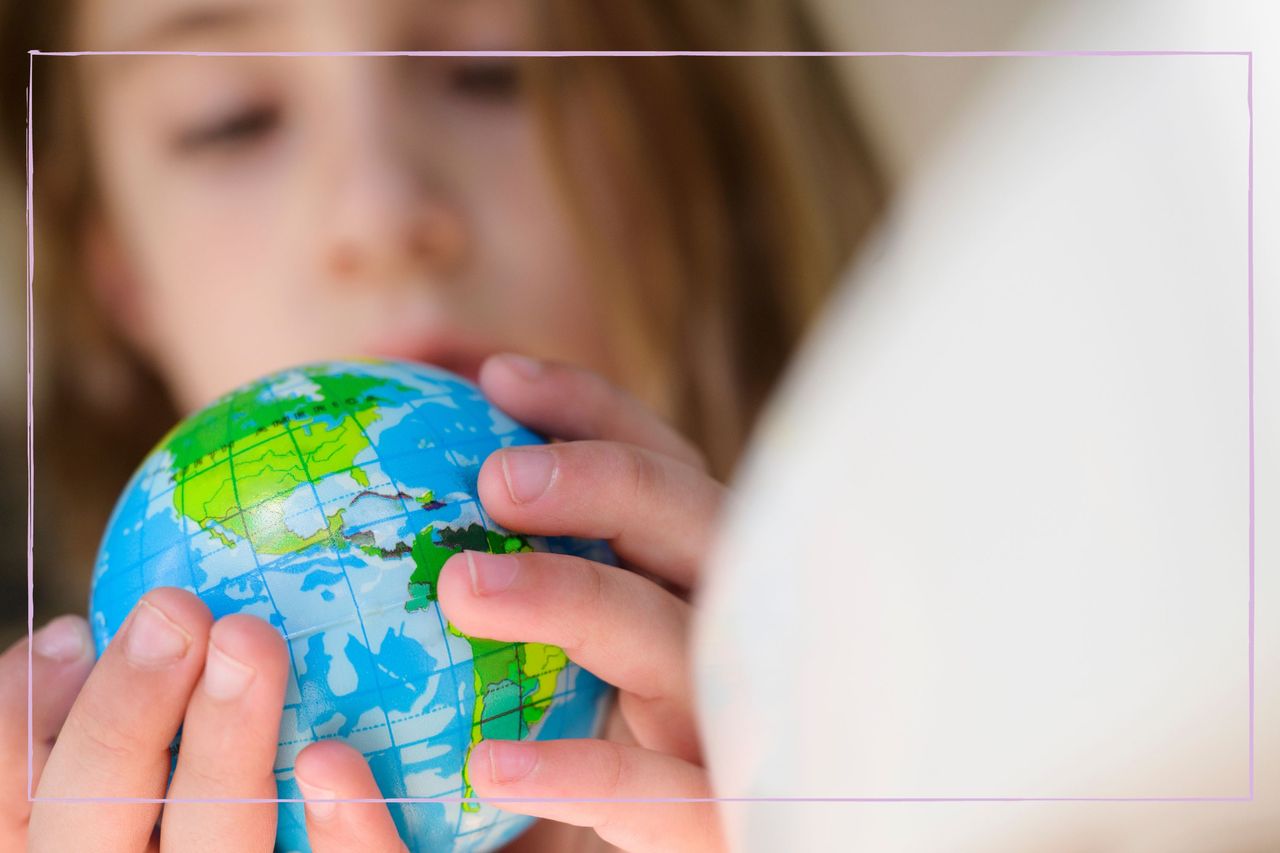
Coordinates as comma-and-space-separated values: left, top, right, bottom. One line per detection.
25, 48, 1255, 806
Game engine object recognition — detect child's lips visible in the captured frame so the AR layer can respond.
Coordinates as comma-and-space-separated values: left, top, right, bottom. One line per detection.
368, 338, 494, 384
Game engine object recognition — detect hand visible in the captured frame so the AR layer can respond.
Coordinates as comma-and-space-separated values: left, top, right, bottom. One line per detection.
2, 352, 727, 853
2, 592, 409, 852
300, 352, 727, 851
435, 353, 729, 852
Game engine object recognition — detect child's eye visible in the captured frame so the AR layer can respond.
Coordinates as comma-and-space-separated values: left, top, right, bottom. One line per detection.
174, 104, 280, 154
448, 60, 521, 101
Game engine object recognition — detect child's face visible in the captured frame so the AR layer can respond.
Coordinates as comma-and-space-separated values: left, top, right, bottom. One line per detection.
76, 0, 620, 413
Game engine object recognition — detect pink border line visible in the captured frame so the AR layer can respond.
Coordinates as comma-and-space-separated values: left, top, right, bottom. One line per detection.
31, 48, 1252, 58
23, 794, 1258, 804
26, 48, 1255, 807
24, 48, 35, 806
1246, 49, 1256, 804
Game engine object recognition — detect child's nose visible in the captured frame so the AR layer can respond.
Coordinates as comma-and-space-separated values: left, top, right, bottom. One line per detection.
320, 97, 467, 288
323, 173, 467, 287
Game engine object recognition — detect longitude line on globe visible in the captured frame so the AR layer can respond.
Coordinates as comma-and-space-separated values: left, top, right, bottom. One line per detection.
221, 391, 318, 751
272, 387, 403, 758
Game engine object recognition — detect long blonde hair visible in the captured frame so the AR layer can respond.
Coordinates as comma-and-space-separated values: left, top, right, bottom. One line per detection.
7, 0, 884, 621
533, 1, 883, 473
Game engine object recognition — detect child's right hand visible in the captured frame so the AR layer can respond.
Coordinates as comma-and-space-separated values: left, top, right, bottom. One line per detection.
1, 590, 410, 852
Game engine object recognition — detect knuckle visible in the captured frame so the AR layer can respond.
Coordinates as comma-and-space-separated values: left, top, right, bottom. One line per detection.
597, 740, 628, 802
623, 444, 663, 506
171, 751, 233, 793
65, 697, 145, 762
561, 563, 606, 652
578, 562, 606, 611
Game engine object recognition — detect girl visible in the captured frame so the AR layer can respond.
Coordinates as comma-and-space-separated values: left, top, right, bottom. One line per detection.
0, 0, 883, 849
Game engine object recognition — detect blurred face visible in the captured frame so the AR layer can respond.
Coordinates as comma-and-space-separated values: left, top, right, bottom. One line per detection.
75, 0, 620, 413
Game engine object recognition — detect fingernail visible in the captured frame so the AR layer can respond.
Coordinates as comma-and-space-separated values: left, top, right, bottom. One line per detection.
296, 776, 336, 820
486, 739, 536, 784
464, 551, 519, 595
202, 641, 256, 702
500, 447, 556, 504
32, 615, 89, 663
124, 599, 192, 668
497, 352, 543, 380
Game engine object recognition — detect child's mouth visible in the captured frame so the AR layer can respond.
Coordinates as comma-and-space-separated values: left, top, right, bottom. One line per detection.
367, 334, 495, 385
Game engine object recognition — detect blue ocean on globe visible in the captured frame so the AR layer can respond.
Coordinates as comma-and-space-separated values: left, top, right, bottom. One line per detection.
89, 359, 614, 852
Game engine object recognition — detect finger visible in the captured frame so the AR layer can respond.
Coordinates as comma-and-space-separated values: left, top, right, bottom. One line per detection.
478, 353, 709, 472
29, 588, 212, 853
161, 615, 291, 852
478, 441, 724, 589
469, 739, 723, 853
293, 740, 408, 853
438, 551, 698, 762
0, 616, 95, 833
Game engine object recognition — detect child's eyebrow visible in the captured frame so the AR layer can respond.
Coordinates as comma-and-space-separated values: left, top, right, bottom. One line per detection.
111, 2, 273, 54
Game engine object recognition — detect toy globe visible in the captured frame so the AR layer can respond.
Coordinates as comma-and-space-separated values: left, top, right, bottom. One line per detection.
89, 359, 614, 852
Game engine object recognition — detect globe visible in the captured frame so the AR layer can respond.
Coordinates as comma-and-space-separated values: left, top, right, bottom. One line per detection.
89, 359, 614, 852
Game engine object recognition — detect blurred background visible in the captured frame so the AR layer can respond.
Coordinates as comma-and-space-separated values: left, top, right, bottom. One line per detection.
690, 1, 1277, 850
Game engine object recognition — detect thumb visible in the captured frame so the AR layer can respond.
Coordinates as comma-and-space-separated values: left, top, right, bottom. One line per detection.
0, 616, 95, 803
